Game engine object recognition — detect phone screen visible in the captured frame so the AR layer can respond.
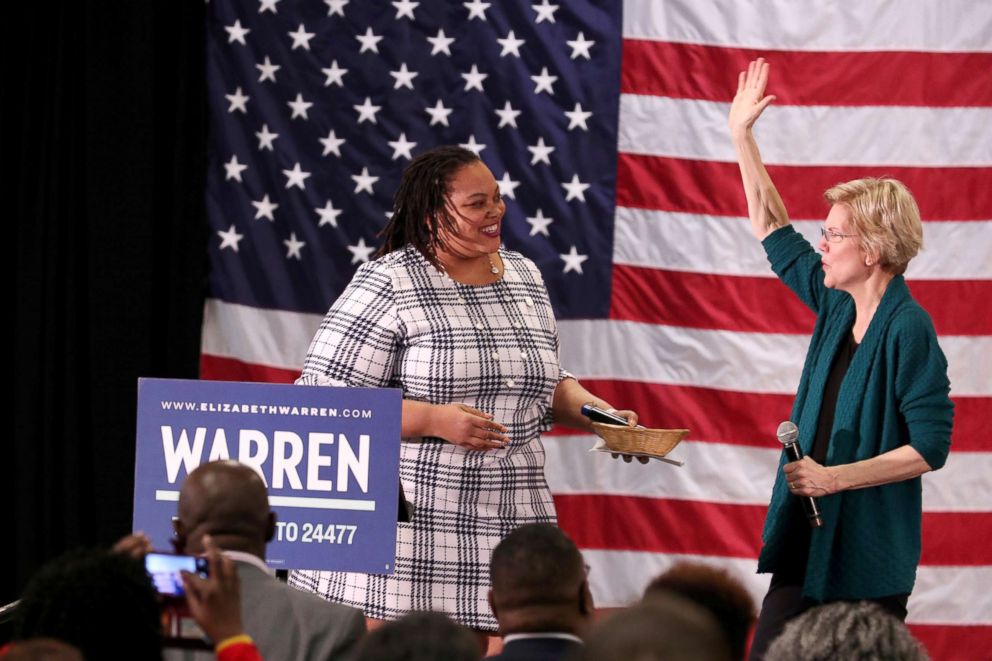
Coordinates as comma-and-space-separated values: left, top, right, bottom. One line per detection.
145, 552, 209, 597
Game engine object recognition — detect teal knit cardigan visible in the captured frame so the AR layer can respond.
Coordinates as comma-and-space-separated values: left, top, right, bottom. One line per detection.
757, 226, 954, 602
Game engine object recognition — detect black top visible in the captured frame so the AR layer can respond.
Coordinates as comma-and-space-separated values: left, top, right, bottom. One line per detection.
774, 333, 858, 583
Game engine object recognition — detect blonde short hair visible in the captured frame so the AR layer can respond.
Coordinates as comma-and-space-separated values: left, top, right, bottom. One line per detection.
823, 178, 923, 276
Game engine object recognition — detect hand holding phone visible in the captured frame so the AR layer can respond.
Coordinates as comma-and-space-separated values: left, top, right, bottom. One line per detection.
145, 552, 209, 598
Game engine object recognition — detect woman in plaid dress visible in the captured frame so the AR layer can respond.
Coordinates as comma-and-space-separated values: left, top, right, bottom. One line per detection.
288, 146, 638, 633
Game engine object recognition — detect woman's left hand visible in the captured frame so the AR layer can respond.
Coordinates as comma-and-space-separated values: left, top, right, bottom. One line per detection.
784, 457, 841, 497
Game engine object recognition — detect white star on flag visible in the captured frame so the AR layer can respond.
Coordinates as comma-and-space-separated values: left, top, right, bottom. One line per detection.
560, 245, 588, 274
319, 129, 346, 157
225, 20, 251, 45
284, 232, 306, 259
252, 194, 279, 221
427, 29, 455, 56
315, 200, 343, 227
392, 0, 418, 20
530, 67, 558, 95
256, 56, 280, 83
463, 0, 490, 20
323, 0, 347, 16
561, 174, 590, 202
321, 60, 348, 86
564, 103, 592, 131
566, 32, 594, 59
461, 65, 488, 92
354, 97, 382, 124
223, 155, 248, 182
255, 124, 278, 151
217, 225, 245, 252
495, 101, 521, 128
388, 133, 417, 160
425, 99, 453, 126
356, 27, 383, 54
288, 24, 316, 50
351, 167, 379, 194
225, 87, 249, 113
532, 0, 559, 24
460, 135, 486, 155
287, 93, 313, 120
527, 137, 555, 165
390, 63, 418, 90
258, 0, 280, 13
497, 31, 525, 57
283, 163, 311, 190
526, 209, 554, 236
497, 172, 520, 199
348, 237, 376, 263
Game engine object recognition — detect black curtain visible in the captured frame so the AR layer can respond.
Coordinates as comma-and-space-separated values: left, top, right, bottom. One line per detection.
10, 2, 208, 607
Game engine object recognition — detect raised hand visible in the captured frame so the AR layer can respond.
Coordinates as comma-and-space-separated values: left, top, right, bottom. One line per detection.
433, 403, 510, 451
728, 58, 777, 138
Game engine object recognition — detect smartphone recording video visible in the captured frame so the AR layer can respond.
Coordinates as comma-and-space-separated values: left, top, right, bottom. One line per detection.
145, 552, 209, 597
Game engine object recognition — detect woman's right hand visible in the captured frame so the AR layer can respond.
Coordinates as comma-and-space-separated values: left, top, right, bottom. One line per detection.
433, 403, 509, 451
728, 57, 776, 138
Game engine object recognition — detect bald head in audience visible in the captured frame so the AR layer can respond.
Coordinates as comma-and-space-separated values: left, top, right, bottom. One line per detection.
174, 460, 275, 557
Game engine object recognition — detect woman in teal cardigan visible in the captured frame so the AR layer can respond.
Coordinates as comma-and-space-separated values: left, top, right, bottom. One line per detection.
729, 59, 954, 660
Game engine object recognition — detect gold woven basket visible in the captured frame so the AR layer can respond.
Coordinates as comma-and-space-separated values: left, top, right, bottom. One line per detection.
591, 422, 689, 457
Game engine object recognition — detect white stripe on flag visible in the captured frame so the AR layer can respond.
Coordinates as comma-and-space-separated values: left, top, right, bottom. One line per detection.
618, 94, 992, 167
558, 319, 991, 397
621, 0, 991, 52
200, 301, 992, 398
583, 548, 992, 625
613, 207, 992, 281
544, 436, 992, 514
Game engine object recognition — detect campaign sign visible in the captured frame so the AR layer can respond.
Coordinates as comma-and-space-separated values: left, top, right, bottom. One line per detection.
134, 378, 401, 573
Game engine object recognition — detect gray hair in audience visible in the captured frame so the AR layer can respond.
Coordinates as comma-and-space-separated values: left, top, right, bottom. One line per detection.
765, 601, 929, 661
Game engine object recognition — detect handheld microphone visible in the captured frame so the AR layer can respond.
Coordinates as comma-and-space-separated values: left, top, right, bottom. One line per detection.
777, 421, 823, 528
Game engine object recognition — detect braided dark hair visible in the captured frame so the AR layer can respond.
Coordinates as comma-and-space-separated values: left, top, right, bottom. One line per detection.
375, 145, 482, 269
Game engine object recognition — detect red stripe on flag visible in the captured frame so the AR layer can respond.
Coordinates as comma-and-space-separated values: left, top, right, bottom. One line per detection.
906, 280, 992, 337
611, 264, 992, 336
611, 264, 817, 334
621, 40, 992, 107
555, 494, 765, 558
908, 624, 992, 660
200, 353, 297, 383
551, 380, 988, 453
556, 495, 992, 565
616, 153, 992, 222
922, 512, 992, 566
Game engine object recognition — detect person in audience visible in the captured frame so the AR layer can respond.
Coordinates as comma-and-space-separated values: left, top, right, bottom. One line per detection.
644, 562, 757, 660
354, 611, 481, 661
12, 547, 164, 660
487, 523, 592, 660
764, 600, 929, 661
173, 460, 366, 660
581, 592, 731, 661
12, 535, 264, 661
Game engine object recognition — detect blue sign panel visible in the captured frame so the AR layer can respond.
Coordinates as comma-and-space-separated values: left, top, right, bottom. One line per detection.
134, 378, 402, 573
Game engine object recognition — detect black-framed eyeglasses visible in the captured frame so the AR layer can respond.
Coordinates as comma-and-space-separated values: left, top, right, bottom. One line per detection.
820, 227, 858, 243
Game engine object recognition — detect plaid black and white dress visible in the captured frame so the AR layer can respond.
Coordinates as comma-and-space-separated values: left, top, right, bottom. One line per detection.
288, 246, 568, 630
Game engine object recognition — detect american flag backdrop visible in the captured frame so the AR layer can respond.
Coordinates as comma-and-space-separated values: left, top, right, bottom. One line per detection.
200, 1, 992, 657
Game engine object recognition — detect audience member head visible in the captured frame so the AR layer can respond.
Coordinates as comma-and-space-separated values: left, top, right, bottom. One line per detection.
764, 600, 929, 661
581, 592, 731, 661
354, 611, 481, 661
1, 638, 83, 661
13, 549, 163, 660
174, 460, 275, 558
488, 523, 593, 636
644, 562, 756, 660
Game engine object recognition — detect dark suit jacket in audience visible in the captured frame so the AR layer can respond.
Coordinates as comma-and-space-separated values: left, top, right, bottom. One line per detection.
489, 635, 583, 661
